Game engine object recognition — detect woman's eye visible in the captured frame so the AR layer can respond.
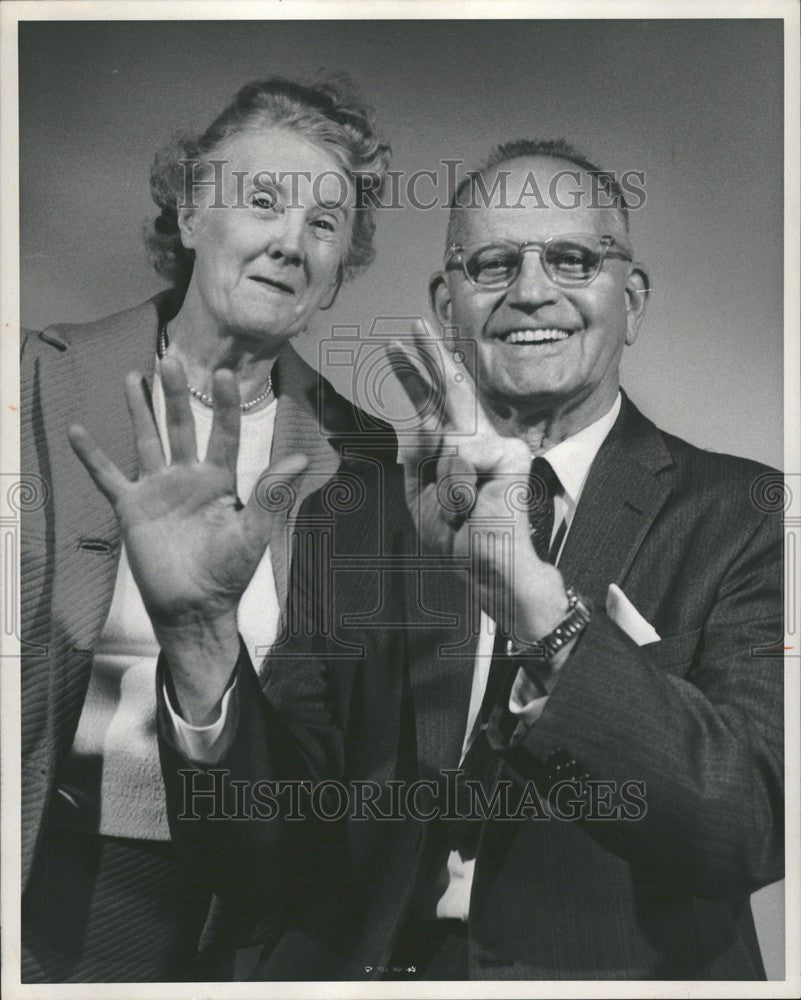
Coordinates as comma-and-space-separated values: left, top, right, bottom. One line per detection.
251, 191, 277, 210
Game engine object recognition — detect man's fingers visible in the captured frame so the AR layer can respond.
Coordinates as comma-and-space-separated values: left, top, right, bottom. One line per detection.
68, 425, 128, 503
393, 321, 486, 436
407, 321, 448, 408
413, 323, 494, 434
160, 356, 198, 464
243, 453, 309, 531
386, 340, 443, 436
205, 370, 241, 475
410, 321, 494, 436
387, 341, 446, 473
125, 373, 166, 474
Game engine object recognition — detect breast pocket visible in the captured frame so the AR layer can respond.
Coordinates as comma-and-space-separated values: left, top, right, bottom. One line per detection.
643, 627, 703, 676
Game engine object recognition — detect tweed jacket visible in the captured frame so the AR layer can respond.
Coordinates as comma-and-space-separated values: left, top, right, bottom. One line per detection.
20, 291, 393, 893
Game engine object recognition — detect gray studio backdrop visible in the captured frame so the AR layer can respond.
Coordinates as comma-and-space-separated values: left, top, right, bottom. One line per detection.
18, 18, 785, 978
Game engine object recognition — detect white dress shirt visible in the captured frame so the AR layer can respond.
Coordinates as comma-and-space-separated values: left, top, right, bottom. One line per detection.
166, 393, 623, 918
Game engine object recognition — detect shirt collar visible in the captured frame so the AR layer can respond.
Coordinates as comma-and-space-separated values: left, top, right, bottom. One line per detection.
541, 392, 622, 507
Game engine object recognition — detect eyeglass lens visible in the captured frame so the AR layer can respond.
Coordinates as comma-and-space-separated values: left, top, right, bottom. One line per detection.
464, 237, 605, 287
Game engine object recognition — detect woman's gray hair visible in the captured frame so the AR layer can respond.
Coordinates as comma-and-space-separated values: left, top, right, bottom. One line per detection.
146, 76, 392, 296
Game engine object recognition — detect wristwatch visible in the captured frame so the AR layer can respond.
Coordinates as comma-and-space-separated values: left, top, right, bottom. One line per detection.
505, 586, 593, 661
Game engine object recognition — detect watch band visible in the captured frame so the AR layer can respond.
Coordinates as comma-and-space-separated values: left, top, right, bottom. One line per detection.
505, 586, 592, 660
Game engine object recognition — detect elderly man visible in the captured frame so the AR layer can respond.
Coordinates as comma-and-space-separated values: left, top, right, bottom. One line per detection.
73, 139, 783, 980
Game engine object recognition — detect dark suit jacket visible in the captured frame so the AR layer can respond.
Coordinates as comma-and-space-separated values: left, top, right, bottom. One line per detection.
20, 291, 393, 906
159, 393, 784, 980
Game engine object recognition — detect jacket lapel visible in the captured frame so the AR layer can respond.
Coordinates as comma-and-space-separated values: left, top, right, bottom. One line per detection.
557, 393, 674, 615
267, 345, 347, 614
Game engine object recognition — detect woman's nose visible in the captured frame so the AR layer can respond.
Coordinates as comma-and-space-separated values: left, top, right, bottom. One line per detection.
267, 210, 306, 266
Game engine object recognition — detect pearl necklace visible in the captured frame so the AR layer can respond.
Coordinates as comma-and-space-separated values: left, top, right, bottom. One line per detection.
157, 324, 273, 413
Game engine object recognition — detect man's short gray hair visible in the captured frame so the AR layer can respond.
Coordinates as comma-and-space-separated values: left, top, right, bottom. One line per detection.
446, 138, 630, 253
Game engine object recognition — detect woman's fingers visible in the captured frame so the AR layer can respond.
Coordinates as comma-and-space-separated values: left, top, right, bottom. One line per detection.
205, 369, 241, 475
160, 356, 198, 464
125, 373, 165, 474
68, 424, 129, 503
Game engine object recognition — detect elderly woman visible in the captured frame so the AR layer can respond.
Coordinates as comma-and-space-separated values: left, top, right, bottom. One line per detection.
21, 76, 391, 983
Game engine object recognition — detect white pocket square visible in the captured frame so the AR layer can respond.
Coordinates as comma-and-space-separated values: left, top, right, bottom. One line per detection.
606, 584, 661, 646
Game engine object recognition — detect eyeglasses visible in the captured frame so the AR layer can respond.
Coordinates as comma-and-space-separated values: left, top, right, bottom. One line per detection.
445, 234, 633, 290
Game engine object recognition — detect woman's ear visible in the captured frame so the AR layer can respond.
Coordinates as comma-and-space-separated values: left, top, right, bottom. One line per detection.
176, 205, 200, 251
429, 271, 452, 330
624, 265, 650, 346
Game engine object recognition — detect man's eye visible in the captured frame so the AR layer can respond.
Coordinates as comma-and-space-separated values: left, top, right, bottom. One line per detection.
472, 249, 516, 274
550, 247, 595, 272
312, 218, 336, 232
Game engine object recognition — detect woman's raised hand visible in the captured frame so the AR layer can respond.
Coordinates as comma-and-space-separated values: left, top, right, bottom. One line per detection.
69, 357, 307, 721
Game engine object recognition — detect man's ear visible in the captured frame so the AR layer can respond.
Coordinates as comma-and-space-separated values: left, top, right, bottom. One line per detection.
429, 271, 452, 331
176, 205, 201, 251
624, 265, 650, 346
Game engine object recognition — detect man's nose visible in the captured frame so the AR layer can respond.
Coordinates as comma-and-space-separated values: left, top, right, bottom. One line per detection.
267, 210, 306, 266
505, 249, 560, 308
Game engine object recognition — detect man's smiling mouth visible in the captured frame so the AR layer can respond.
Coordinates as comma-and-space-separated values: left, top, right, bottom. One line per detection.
496, 327, 575, 344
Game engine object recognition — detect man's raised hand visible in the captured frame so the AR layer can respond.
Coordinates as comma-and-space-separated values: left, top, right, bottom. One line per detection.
386, 323, 568, 643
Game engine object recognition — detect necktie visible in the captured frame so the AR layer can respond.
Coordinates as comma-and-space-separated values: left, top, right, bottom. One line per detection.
450, 457, 562, 853
528, 456, 561, 562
